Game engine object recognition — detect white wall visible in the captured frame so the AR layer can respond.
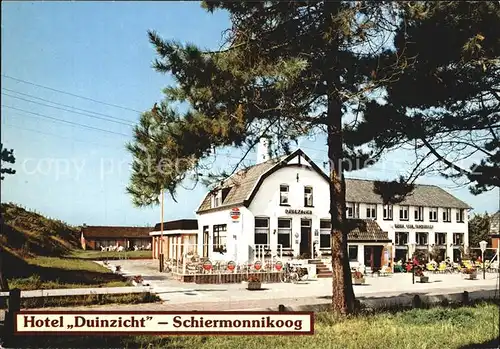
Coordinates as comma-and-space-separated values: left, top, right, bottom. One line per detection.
249, 163, 330, 257
196, 206, 253, 263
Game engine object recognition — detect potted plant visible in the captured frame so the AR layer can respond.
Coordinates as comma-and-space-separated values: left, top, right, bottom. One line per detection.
246, 275, 262, 290
132, 275, 144, 286
415, 266, 429, 283
462, 267, 477, 280
352, 270, 365, 285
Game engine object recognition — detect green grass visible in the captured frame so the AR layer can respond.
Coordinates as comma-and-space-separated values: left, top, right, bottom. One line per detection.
5, 256, 130, 290
7, 275, 129, 291
19, 292, 160, 309
68, 250, 152, 260
2, 303, 499, 349
27, 256, 112, 272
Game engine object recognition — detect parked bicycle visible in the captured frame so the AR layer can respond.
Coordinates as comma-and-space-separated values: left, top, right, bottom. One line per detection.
280, 262, 309, 283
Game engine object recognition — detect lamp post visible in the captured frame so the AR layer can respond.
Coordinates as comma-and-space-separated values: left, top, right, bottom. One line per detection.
409, 243, 416, 284
159, 189, 165, 272
479, 240, 487, 280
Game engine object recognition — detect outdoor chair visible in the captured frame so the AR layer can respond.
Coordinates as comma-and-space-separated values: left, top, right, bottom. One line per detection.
426, 264, 436, 273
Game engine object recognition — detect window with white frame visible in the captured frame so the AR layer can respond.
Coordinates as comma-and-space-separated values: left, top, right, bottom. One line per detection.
395, 232, 409, 246
254, 217, 270, 245
304, 186, 313, 207
277, 218, 292, 248
211, 190, 222, 208
320, 219, 331, 248
212, 224, 227, 252
383, 204, 393, 220
429, 207, 438, 222
414, 206, 424, 221
279, 185, 289, 205
366, 204, 377, 219
416, 232, 428, 246
346, 202, 360, 218
435, 232, 446, 245
453, 233, 464, 245
456, 209, 465, 223
442, 208, 451, 222
399, 205, 409, 221
346, 202, 354, 218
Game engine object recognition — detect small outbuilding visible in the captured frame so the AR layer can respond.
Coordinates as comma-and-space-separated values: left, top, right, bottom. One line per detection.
150, 219, 198, 261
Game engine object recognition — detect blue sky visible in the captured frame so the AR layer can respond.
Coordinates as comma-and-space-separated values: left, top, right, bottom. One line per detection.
1, 2, 498, 227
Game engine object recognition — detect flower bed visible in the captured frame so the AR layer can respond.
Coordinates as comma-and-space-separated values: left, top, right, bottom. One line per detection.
462, 267, 477, 280
352, 270, 365, 285
415, 265, 429, 283
246, 275, 262, 290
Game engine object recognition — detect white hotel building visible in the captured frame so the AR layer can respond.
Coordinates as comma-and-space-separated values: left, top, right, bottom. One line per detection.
195, 144, 471, 270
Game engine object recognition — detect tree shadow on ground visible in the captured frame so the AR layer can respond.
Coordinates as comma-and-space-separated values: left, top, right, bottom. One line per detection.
459, 338, 500, 349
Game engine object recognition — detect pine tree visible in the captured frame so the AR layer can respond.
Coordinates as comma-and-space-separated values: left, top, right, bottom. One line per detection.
127, 1, 412, 314
350, 2, 500, 195
1, 143, 16, 180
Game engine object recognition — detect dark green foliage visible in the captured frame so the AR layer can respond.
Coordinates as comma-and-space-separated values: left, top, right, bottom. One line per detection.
373, 176, 416, 205
353, 2, 500, 195
1, 143, 16, 180
468, 213, 492, 248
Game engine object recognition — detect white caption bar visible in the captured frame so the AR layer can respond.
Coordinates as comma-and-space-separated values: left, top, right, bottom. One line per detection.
15, 312, 314, 335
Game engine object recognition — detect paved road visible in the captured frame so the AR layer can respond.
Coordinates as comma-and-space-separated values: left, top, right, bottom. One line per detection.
23, 284, 499, 312
3, 259, 498, 312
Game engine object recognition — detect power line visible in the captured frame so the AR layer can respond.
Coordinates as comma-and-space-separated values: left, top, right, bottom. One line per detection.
2, 74, 143, 113
2, 105, 130, 137
2, 92, 135, 127
2, 122, 126, 150
2, 88, 136, 125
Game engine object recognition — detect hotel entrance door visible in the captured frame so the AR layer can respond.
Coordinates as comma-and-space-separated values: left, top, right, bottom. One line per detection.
300, 219, 312, 258
364, 245, 383, 272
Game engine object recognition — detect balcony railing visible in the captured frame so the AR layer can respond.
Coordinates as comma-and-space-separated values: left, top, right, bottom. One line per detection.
252, 244, 283, 262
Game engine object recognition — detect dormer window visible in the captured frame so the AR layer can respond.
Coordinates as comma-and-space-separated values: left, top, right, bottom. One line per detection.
221, 187, 231, 203
211, 190, 222, 208
304, 186, 313, 207
280, 185, 289, 205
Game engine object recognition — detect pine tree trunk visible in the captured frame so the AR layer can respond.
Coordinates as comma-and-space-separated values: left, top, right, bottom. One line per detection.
327, 97, 356, 315
324, 1, 356, 311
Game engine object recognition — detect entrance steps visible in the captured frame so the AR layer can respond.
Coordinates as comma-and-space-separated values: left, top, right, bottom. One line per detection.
308, 259, 332, 278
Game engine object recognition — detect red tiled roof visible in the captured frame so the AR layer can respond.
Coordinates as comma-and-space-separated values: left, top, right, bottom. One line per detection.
82, 226, 152, 239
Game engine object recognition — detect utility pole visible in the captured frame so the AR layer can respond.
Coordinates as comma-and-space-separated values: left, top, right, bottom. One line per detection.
159, 189, 164, 272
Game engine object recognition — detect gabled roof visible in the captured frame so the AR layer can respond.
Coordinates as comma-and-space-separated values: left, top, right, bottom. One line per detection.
345, 179, 471, 209
196, 148, 471, 214
82, 226, 152, 239
196, 149, 308, 213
